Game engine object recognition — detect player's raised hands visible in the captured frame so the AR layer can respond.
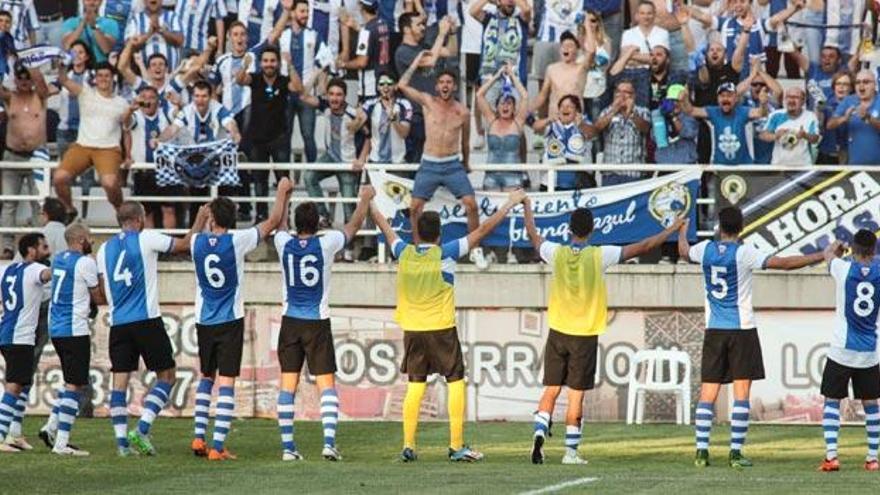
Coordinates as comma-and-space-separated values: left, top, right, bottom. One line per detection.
507, 188, 527, 205
277, 176, 294, 196
359, 185, 376, 201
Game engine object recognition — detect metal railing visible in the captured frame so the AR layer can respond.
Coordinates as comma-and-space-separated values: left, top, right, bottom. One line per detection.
0, 160, 872, 239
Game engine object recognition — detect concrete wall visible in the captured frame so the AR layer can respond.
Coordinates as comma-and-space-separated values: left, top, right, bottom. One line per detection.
158, 263, 835, 309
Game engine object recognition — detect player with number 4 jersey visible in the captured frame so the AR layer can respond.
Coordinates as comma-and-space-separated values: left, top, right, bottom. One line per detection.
678, 206, 826, 469
96, 201, 209, 457
818, 230, 880, 473
271, 185, 375, 462
188, 178, 293, 461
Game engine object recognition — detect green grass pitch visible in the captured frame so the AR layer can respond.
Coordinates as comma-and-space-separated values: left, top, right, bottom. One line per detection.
4, 419, 879, 494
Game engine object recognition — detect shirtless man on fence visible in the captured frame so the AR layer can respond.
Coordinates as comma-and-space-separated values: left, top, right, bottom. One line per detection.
397, 51, 488, 268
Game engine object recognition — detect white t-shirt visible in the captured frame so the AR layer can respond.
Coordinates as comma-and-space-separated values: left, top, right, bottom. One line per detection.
76, 85, 129, 148
620, 25, 670, 69
762, 108, 820, 165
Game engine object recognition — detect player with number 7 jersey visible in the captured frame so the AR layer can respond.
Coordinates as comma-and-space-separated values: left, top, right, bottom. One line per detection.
188, 178, 294, 461
96, 201, 209, 458
678, 206, 826, 470
271, 185, 375, 462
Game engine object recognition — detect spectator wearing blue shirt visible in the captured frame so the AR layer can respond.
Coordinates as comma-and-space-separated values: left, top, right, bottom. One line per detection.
680, 82, 770, 165
827, 70, 880, 166
61, 0, 119, 64
0, 10, 16, 82
815, 72, 853, 164
791, 44, 848, 111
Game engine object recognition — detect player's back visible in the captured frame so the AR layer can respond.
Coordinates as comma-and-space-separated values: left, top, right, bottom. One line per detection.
0, 261, 47, 345
692, 240, 769, 330
48, 250, 98, 338
274, 230, 345, 320
392, 238, 467, 331
830, 258, 880, 367
97, 230, 173, 326
192, 228, 259, 325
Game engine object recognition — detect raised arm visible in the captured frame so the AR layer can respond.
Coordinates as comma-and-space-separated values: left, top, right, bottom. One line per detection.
469, 0, 492, 23
621, 217, 686, 261
823, 240, 844, 264
171, 204, 210, 253
369, 201, 399, 246
342, 186, 376, 241
257, 177, 295, 239
178, 37, 217, 84
685, 4, 713, 28
117, 38, 142, 86
397, 51, 431, 107
235, 52, 255, 86
465, 189, 526, 247
476, 69, 501, 124
56, 63, 83, 96
768, 0, 805, 31
764, 250, 824, 270
677, 219, 691, 260
521, 196, 543, 251
679, 89, 708, 119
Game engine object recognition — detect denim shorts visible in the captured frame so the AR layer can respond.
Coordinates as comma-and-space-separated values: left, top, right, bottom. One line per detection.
483, 172, 526, 191
412, 155, 475, 200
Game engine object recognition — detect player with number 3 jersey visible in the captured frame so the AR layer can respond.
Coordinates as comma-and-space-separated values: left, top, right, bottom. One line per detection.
818, 230, 880, 472
188, 178, 293, 461
271, 185, 375, 462
678, 206, 825, 469
96, 201, 208, 457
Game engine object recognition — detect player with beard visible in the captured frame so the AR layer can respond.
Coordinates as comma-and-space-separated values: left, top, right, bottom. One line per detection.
398, 51, 489, 269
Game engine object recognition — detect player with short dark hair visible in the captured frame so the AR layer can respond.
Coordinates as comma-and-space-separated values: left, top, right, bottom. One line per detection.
189, 179, 294, 461
818, 230, 880, 472
39, 224, 105, 456
0, 233, 51, 453
371, 189, 527, 463
96, 201, 209, 457
679, 205, 827, 468
523, 202, 684, 464
271, 185, 375, 462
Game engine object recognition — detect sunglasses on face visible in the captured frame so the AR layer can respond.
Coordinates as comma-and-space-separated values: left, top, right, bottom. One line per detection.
378, 80, 394, 86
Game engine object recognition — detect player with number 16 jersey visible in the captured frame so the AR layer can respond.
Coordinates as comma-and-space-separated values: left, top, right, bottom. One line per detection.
188, 178, 293, 461
271, 185, 374, 462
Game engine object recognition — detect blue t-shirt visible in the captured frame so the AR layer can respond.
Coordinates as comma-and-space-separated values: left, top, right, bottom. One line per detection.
819, 96, 848, 156
833, 95, 880, 165
705, 105, 753, 165
61, 17, 120, 64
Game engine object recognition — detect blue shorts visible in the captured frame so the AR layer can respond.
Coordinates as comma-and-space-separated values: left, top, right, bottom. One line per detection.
412, 155, 475, 200
483, 172, 526, 191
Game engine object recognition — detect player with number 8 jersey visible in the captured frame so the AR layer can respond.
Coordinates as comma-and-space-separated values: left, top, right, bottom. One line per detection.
679, 206, 826, 469
188, 178, 294, 461
271, 185, 375, 462
96, 201, 209, 457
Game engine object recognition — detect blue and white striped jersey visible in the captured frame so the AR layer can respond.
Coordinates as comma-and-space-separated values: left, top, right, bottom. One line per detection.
0, 261, 48, 345
48, 251, 99, 339
191, 228, 260, 326
274, 230, 346, 320
212, 51, 256, 115
173, 101, 234, 144
363, 96, 412, 164
175, 0, 227, 54
829, 258, 880, 368
55, 69, 94, 132
130, 108, 173, 163
537, 0, 583, 43
278, 25, 320, 80
308, 0, 340, 55
689, 240, 770, 330
0, 0, 39, 49
237, 0, 282, 49
96, 230, 174, 327
125, 10, 184, 73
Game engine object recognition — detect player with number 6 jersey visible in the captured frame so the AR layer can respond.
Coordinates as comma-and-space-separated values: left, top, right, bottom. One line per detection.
0, 234, 52, 453
818, 230, 880, 472
678, 206, 826, 469
96, 201, 209, 457
41, 224, 105, 456
188, 178, 293, 461
271, 185, 375, 462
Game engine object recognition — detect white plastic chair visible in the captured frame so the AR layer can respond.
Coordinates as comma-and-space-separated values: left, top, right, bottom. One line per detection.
626, 348, 692, 425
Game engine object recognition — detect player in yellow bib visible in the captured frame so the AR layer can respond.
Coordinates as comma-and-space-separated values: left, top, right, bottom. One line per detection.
522, 196, 685, 464
371, 189, 526, 463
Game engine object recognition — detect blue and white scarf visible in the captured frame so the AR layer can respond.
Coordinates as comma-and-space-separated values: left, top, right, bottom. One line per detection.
17, 45, 71, 69
154, 139, 240, 188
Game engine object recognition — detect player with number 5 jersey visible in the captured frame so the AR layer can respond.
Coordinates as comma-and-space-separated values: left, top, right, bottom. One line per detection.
271, 185, 375, 462
678, 206, 826, 469
188, 178, 293, 461
96, 201, 209, 457
818, 230, 880, 472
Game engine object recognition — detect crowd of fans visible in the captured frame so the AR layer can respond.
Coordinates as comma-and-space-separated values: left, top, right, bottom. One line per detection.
0, 0, 878, 260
